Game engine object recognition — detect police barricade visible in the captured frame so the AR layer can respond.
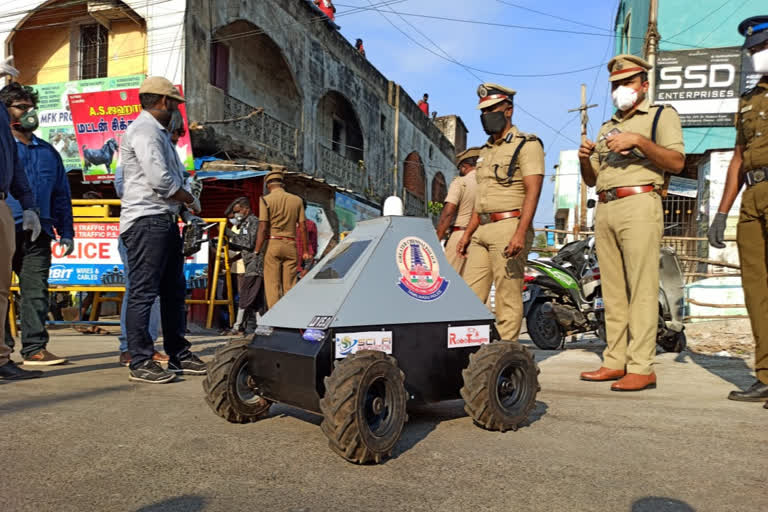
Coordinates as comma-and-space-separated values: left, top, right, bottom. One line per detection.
8, 200, 234, 336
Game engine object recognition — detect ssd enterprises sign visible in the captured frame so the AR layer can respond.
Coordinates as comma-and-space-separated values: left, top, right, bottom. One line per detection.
655, 47, 761, 127
47, 222, 208, 286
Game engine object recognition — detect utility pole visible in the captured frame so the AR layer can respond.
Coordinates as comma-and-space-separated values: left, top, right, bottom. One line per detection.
645, 0, 660, 103
567, 84, 598, 231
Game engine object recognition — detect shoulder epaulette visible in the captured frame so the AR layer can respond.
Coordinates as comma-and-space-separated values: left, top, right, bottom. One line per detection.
650, 103, 674, 112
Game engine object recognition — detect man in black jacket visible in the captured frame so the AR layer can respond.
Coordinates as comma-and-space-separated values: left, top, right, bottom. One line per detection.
224, 197, 265, 335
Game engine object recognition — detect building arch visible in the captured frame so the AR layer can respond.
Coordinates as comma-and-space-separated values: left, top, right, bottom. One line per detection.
431, 172, 447, 203
7, 0, 146, 85
212, 20, 302, 129
403, 151, 426, 216
315, 89, 364, 162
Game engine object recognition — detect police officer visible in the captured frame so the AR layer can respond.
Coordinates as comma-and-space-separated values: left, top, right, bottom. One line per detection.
254, 170, 309, 309
436, 146, 481, 277
578, 55, 685, 392
708, 16, 768, 405
456, 84, 544, 342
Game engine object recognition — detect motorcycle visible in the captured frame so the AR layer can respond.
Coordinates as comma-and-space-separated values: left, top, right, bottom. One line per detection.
523, 225, 687, 353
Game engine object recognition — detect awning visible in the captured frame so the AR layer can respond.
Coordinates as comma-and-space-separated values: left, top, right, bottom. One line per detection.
195, 170, 268, 181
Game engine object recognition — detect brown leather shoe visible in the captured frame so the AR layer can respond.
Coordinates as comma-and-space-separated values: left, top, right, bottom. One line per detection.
119, 351, 168, 367
611, 372, 657, 392
152, 351, 170, 363
22, 349, 68, 366
580, 367, 626, 381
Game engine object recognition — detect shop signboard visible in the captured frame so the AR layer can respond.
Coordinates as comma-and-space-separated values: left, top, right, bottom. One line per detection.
68, 85, 193, 181
30, 75, 144, 171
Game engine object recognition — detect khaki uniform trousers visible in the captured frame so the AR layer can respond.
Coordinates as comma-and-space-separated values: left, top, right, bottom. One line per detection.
595, 192, 662, 375
736, 182, 768, 385
444, 229, 467, 276
0, 201, 15, 367
263, 239, 298, 309
464, 218, 533, 341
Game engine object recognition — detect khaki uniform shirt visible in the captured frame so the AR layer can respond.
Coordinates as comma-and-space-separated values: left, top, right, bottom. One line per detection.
474, 126, 545, 213
735, 77, 768, 171
590, 99, 685, 192
259, 188, 305, 238
444, 170, 477, 228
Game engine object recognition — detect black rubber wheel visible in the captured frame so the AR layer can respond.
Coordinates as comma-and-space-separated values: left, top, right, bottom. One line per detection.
658, 330, 687, 353
461, 342, 539, 432
319, 350, 408, 464
526, 301, 564, 350
202, 340, 271, 423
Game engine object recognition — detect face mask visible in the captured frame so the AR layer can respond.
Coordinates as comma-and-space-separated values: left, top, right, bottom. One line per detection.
481, 111, 507, 135
751, 48, 768, 74
612, 85, 639, 112
230, 217, 240, 226
13, 108, 39, 132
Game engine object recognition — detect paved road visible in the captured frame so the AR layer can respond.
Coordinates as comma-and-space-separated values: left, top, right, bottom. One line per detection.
2, 329, 766, 512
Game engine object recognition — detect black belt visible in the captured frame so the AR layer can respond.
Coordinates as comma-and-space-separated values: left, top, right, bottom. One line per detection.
745, 167, 768, 188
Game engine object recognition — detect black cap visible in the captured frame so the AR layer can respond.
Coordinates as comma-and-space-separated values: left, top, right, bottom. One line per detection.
738, 15, 768, 49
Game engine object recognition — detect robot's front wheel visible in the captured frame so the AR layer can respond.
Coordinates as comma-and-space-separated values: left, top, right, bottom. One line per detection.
203, 340, 272, 423
461, 342, 539, 432
320, 350, 408, 464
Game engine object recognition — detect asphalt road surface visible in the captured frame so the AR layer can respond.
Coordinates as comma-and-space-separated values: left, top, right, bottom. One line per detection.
2, 329, 766, 512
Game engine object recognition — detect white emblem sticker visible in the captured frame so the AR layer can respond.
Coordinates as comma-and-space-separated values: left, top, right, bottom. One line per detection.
447, 325, 491, 348
335, 331, 393, 358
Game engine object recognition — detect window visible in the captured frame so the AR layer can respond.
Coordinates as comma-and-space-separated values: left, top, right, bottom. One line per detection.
210, 42, 229, 92
380, 114, 386, 130
79, 24, 108, 80
332, 119, 344, 154
429, 145, 434, 159
314, 241, 371, 280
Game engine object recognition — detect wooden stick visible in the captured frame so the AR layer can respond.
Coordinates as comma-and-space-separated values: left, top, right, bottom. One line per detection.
677, 256, 741, 270
688, 299, 746, 309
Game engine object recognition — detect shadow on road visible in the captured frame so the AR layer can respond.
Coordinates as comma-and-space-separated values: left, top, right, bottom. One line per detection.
684, 351, 755, 391
0, 385, 130, 413
631, 496, 696, 511
135, 495, 207, 512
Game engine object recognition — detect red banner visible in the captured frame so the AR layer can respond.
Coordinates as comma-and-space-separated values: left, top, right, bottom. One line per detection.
68, 86, 193, 182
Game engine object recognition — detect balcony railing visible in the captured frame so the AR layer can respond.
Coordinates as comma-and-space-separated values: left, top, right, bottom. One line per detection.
317, 144, 365, 191
222, 94, 299, 162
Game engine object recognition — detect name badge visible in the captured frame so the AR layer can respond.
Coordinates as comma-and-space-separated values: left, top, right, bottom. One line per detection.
741, 105, 753, 113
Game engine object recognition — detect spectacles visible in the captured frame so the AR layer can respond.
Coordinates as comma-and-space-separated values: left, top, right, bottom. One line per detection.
747, 40, 768, 56
10, 103, 34, 111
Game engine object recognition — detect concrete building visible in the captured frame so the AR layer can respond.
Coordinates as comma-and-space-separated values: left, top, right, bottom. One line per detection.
1, 0, 464, 217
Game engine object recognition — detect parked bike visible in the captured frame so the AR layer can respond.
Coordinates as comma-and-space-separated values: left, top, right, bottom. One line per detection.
523, 229, 687, 353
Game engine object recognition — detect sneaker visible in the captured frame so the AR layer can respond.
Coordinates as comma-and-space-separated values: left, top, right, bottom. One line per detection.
168, 353, 207, 375
119, 351, 169, 367
128, 360, 176, 384
23, 349, 68, 366
0, 361, 43, 380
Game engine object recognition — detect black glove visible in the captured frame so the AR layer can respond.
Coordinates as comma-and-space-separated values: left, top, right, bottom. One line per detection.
707, 212, 727, 249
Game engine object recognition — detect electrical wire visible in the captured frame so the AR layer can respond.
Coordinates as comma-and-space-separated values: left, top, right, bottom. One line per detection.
494, 0, 613, 33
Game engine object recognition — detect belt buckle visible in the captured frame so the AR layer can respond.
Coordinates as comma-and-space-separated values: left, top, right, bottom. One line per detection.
479, 213, 491, 225
754, 169, 766, 184
604, 189, 617, 202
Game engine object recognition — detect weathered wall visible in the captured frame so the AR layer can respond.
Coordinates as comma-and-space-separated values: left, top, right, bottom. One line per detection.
185, 0, 458, 205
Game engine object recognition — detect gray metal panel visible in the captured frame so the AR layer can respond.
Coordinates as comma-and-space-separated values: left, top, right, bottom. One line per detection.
259, 217, 391, 329
260, 216, 494, 329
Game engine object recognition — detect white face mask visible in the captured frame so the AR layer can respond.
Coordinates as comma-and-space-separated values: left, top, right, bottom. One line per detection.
612, 85, 640, 112
229, 217, 240, 226
752, 48, 768, 74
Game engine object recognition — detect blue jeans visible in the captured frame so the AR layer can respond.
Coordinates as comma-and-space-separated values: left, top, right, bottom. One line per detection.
121, 214, 190, 369
117, 237, 160, 353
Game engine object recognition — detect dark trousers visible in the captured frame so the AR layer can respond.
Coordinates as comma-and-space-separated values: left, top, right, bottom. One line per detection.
4, 231, 52, 357
121, 214, 190, 369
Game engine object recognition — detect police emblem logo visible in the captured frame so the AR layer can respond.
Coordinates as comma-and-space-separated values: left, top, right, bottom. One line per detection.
747, 26, 754, 36
477, 85, 488, 98
395, 237, 449, 301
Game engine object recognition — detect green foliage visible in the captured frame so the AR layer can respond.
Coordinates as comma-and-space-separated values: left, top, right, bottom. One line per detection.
427, 201, 444, 216
532, 232, 548, 249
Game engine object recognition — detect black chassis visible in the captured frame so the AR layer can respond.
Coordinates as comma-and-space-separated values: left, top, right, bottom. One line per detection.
247, 320, 498, 415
